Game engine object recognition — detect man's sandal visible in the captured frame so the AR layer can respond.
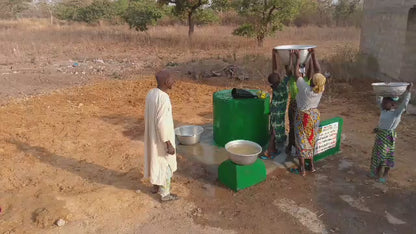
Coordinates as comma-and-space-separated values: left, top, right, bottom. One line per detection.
151, 185, 159, 194
161, 193, 180, 202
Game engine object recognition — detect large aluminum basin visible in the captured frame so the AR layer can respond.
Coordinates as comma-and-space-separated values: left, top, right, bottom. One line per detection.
225, 140, 262, 165
372, 82, 409, 97
175, 125, 204, 145
274, 45, 316, 65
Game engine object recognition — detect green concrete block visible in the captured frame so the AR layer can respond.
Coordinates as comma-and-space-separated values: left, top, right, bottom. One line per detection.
218, 159, 267, 192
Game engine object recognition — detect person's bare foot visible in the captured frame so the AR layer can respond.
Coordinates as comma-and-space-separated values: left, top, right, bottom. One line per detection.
265, 151, 275, 157
300, 167, 306, 176
367, 172, 377, 179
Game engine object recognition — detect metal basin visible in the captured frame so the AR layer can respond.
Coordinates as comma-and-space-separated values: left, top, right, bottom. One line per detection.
274, 45, 316, 65
175, 125, 204, 145
372, 82, 409, 97
225, 140, 262, 165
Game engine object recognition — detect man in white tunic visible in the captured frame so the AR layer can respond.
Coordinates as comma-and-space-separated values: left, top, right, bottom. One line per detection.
144, 70, 178, 202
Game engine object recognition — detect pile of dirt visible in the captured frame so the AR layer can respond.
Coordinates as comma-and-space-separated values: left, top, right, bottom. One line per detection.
166, 59, 245, 80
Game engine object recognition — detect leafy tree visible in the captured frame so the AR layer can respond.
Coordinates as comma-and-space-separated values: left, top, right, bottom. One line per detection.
293, 0, 318, 27
334, 0, 361, 26
210, 0, 231, 12
194, 8, 219, 25
54, 0, 90, 21
315, 0, 335, 26
0, 0, 31, 19
76, 0, 117, 24
124, 0, 163, 31
159, 0, 209, 38
233, 0, 300, 47
114, 0, 129, 16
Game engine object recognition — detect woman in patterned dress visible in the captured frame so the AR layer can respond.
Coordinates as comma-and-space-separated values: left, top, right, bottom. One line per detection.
293, 49, 326, 176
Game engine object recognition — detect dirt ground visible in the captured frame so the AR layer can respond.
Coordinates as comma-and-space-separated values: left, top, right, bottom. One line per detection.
0, 75, 415, 234
0, 23, 415, 234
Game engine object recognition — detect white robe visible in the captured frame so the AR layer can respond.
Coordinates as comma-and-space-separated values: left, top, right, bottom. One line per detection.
144, 88, 177, 186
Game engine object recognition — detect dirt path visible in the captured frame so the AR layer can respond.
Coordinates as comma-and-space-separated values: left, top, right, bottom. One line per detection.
0, 78, 415, 234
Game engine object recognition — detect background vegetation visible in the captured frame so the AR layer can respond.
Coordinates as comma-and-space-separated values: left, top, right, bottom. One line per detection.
1, 0, 363, 45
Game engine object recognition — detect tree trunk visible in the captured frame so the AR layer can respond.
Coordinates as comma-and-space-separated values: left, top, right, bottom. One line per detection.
188, 11, 195, 38
49, 10, 54, 25
257, 34, 264, 47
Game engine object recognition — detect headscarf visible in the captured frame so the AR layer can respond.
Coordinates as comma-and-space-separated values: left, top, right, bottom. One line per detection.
312, 73, 326, 93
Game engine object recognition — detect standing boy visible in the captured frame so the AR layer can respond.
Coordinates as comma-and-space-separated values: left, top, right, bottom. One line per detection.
144, 70, 178, 202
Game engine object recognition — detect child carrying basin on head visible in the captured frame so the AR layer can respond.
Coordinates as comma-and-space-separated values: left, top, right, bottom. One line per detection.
369, 83, 413, 183
261, 52, 294, 159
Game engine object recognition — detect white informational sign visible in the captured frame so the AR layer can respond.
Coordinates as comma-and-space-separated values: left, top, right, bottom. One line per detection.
314, 122, 339, 155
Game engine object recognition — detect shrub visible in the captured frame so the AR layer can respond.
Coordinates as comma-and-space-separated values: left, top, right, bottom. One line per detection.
76, 0, 117, 24
195, 8, 220, 25
233, 0, 301, 47
124, 0, 163, 31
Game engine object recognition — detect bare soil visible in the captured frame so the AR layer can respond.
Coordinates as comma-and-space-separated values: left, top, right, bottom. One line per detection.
0, 76, 415, 234
0, 23, 415, 234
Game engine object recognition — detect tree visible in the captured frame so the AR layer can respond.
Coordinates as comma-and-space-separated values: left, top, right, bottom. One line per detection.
233, 0, 300, 47
0, 0, 31, 19
124, 0, 163, 31
159, 0, 209, 38
293, 0, 318, 27
194, 8, 219, 25
113, 0, 129, 17
210, 0, 231, 12
54, 0, 90, 21
36, 0, 56, 24
76, 0, 117, 24
334, 0, 361, 26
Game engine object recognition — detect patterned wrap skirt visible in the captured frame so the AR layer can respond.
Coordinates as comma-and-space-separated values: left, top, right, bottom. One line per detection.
370, 129, 396, 173
270, 77, 290, 148
294, 108, 320, 159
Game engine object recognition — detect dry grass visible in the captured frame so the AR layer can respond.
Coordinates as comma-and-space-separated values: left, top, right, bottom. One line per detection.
0, 19, 360, 68
0, 20, 251, 56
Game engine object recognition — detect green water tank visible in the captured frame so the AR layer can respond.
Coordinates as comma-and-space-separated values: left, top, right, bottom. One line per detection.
213, 89, 270, 147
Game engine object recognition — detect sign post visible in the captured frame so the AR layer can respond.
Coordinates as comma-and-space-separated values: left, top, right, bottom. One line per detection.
314, 117, 343, 161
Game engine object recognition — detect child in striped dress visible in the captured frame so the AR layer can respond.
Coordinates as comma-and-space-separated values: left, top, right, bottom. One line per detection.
370, 83, 412, 183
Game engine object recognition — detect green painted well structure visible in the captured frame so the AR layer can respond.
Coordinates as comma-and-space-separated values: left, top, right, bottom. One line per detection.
218, 159, 267, 191
213, 89, 270, 147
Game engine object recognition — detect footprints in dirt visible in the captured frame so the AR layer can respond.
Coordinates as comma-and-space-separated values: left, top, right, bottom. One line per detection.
339, 195, 407, 225
339, 195, 371, 212
385, 211, 406, 225
274, 196, 407, 234
338, 159, 353, 170
277, 158, 407, 233
336, 159, 407, 226
274, 198, 326, 234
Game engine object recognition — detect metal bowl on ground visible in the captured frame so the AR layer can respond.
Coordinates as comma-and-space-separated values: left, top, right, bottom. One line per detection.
225, 140, 262, 165
274, 45, 316, 65
175, 125, 204, 145
371, 82, 409, 97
